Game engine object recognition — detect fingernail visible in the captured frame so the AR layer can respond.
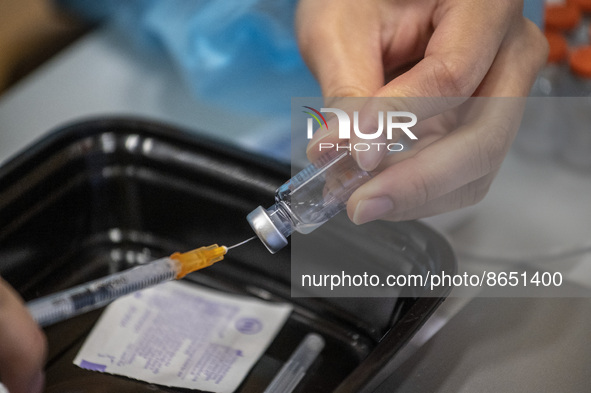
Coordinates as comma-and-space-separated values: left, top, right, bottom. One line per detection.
353, 197, 393, 225
356, 150, 382, 171
306, 130, 331, 154
306, 119, 337, 155
28, 371, 45, 393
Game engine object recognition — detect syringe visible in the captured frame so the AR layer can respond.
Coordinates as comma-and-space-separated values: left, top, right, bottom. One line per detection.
27, 240, 251, 327
263, 333, 325, 393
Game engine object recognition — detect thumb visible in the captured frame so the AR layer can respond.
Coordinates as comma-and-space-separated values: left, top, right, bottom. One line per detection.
0, 278, 46, 393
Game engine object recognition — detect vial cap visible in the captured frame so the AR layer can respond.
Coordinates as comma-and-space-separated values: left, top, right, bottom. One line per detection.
567, 0, 591, 13
545, 3, 581, 31
546, 31, 569, 63
569, 46, 591, 78
247, 206, 288, 254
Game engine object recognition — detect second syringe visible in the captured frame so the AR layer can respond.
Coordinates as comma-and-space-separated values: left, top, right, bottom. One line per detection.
26, 240, 252, 327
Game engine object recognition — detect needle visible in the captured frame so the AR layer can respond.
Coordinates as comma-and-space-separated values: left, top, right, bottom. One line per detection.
226, 236, 256, 251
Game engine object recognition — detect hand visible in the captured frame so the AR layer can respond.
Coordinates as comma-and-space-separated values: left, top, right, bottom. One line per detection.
296, 0, 547, 224
0, 278, 46, 393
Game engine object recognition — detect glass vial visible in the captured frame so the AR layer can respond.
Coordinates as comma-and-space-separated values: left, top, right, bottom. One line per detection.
247, 149, 372, 253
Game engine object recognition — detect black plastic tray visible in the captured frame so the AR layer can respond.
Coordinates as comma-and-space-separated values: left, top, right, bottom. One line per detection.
0, 118, 456, 392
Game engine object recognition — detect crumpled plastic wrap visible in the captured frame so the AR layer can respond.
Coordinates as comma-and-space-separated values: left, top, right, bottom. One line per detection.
57, 0, 320, 116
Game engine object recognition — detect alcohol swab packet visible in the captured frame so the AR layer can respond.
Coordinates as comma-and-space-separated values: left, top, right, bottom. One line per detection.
73, 281, 292, 392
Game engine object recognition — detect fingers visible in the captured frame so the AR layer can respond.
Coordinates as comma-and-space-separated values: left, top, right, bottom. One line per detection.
299, 0, 547, 223
296, 0, 384, 99
300, 0, 532, 174
346, 3, 547, 224
377, 0, 520, 102
475, 18, 548, 97
349, 0, 523, 173
356, 171, 498, 223
347, 0, 519, 175
0, 278, 46, 393
347, 97, 527, 224
297, 0, 386, 164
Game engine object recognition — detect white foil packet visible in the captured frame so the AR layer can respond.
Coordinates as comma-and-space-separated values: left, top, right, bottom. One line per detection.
73, 281, 292, 392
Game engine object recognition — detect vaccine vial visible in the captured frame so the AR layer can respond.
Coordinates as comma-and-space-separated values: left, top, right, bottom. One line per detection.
247, 149, 372, 253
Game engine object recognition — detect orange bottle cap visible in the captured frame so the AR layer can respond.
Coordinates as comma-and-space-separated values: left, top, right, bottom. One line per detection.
545, 31, 569, 63
567, 0, 591, 13
545, 3, 582, 31
569, 46, 591, 78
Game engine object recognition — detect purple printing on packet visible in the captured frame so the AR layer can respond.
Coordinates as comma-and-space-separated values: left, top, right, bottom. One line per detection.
79, 360, 107, 372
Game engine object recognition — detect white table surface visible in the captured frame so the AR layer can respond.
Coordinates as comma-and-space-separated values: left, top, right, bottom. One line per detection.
2, 25, 591, 392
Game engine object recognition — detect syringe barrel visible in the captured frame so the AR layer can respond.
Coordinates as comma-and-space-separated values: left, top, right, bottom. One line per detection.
263, 333, 325, 393
27, 257, 180, 327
